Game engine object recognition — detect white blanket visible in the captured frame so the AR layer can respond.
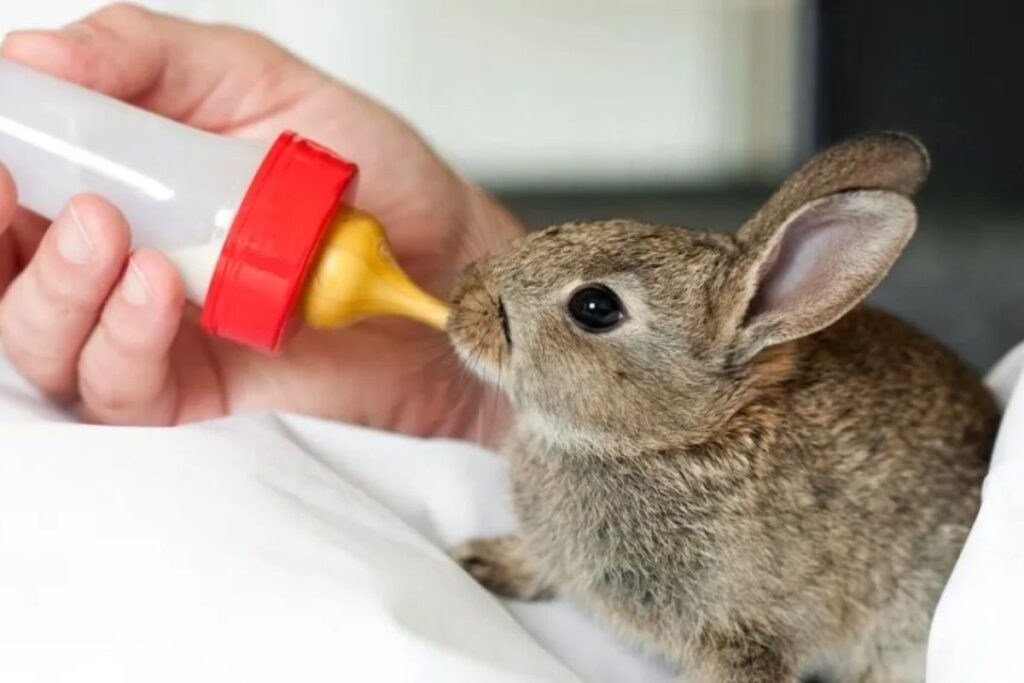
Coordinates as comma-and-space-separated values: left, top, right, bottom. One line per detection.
0, 341, 1020, 683
927, 341, 1024, 682
0, 360, 673, 683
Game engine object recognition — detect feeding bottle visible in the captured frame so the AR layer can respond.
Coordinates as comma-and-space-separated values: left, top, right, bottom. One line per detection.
0, 58, 450, 352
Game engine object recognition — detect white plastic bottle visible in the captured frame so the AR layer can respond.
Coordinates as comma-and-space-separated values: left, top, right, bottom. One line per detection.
0, 58, 448, 352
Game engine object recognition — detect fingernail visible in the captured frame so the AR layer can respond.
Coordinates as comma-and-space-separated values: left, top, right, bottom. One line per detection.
121, 258, 151, 306
56, 203, 97, 265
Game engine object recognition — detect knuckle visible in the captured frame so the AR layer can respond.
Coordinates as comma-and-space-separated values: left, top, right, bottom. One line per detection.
0, 325, 75, 396
93, 2, 150, 25
31, 261, 100, 311
77, 336, 140, 414
93, 309, 144, 358
77, 365, 130, 414
77, 325, 170, 418
212, 20, 271, 45
0, 287, 55, 353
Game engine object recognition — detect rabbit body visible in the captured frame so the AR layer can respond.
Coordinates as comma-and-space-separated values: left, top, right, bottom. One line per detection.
448, 134, 999, 682
496, 308, 992, 682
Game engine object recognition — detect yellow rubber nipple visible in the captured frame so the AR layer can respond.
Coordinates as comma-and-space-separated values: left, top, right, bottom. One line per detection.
300, 206, 450, 331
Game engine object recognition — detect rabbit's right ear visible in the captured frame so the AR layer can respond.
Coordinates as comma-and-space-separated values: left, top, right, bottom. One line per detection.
736, 132, 929, 253
718, 134, 928, 362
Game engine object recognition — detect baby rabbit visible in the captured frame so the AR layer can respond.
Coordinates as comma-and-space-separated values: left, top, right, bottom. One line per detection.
447, 133, 999, 683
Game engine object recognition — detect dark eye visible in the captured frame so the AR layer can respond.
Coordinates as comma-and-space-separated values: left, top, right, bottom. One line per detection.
567, 284, 626, 332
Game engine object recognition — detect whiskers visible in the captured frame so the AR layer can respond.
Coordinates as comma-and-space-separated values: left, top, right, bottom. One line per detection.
379, 290, 510, 448
450, 298, 512, 449
483, 334, 509, 448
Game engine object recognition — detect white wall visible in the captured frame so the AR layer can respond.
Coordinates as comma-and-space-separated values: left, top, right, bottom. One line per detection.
0, 1, 811, 188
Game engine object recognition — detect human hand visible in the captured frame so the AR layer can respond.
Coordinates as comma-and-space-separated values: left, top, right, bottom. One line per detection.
0, 3, 520, 441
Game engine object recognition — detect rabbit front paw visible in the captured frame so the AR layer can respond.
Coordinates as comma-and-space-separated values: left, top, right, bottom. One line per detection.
449, 535, 554, 601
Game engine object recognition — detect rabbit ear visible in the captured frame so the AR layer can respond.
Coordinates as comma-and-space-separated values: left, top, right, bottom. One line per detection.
737, 132, 929, 254
726, 189, 916, 361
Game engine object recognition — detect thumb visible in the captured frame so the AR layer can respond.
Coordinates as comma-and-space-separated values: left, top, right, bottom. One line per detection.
0, 3, 320, 129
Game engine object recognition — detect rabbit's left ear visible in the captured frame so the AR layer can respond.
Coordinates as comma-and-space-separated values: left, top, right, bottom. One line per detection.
724, 189, 916, 361
718, 132, 928, 362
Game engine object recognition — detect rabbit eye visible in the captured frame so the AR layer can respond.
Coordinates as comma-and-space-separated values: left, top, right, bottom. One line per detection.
567, 284, 626, 333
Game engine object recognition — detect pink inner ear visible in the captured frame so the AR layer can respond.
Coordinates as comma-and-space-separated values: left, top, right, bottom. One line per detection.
752, 211, 852, 318
742, 191, 915, 342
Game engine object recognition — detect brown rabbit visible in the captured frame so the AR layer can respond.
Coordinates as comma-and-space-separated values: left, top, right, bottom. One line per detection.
446, 133, 999, 683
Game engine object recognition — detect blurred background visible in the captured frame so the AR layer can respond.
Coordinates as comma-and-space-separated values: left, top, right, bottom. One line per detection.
1, 1, 1021, 370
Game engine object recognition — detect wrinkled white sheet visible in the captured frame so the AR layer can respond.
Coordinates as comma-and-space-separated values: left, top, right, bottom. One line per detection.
0, 359, 673, 683
0, 337, 1020, 683
927, 341, 1024, 682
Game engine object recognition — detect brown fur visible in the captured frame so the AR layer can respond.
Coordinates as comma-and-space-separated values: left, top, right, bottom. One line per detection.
446, 133, 998, 682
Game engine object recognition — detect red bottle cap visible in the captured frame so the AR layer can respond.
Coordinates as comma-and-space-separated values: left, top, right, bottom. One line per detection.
200, 131, 358, 353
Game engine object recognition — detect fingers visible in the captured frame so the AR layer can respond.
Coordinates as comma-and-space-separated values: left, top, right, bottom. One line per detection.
77, 247, 185, 426
0, 165, 53, 295
0, 165, 19, 288
0, 164, 16, 229
2, 4, 210, 110
0, 193, 186, 423
8, 208, 49, 265
0, 3, 317, 129
0, 195, 130, 399
0, 166, 51, 291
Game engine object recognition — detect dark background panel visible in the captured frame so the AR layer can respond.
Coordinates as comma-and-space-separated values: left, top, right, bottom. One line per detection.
816, 0, 1024, 198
